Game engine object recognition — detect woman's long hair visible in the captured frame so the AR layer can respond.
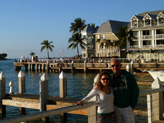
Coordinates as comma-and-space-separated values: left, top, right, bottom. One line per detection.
95, 71, 111, 92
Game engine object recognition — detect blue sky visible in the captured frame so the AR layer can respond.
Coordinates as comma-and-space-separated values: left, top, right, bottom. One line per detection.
0, 0, 164, 59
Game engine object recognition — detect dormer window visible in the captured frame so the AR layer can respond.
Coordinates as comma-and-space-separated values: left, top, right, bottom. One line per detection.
130, 15, 139, 28
159, 18, 164, 24
133, 20, 137, 26
145, 19, 150, 25
157, 12, 164, 25
143, 14, 152, 26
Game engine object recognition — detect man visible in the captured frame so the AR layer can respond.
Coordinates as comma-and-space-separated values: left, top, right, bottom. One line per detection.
109, 58, 139, 123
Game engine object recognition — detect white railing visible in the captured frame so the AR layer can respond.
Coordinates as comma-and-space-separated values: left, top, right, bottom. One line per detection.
141, 35, 152, 40
0, 101, 99, 123
156, 34, 164, 39
128, 44, 164, 49
1, 87, 164, 123
139, 34, 164, 40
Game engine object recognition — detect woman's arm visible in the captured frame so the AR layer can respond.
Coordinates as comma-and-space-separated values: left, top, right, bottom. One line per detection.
77, 87, 98, 105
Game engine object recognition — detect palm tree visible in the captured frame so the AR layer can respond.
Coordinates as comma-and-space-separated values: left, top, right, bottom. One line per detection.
69, 18, 86, 33
117, 25, 136, 57
29, 52, 35, 57
117, 26, 135, 48
68, 33, 86, 57
40, 40, 54, 59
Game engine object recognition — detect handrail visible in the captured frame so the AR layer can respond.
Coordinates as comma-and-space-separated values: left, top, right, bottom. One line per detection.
0, 101, 99, 123
1, 88, 164, 123
140, 87, 164, 96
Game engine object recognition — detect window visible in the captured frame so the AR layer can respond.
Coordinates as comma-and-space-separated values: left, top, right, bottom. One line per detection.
145, 19, 150, 25
143, 30, 150, 35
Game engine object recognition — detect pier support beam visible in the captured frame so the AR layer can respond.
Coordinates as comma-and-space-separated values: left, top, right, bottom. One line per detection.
59, 71, 67, 121
40, 73, 49, 122
0, 72, 6, 117
151, 77, 163, 121
71, 61, 74, 73
87, 74, 98, 123
18, 71, 26, 115
59, 71, 67, 98
84, 60, 87, 73
130, 60, 134, 73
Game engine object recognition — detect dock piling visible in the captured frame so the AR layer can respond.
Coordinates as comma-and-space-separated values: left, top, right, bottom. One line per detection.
151, 77, 163, 121
59, 71, 67, 98
18, 71, 26, 115
40, 73, 49, 121
0, 72, 6, 117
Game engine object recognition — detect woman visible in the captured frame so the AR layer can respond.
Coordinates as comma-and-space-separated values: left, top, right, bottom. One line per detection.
77, 71, 116, 123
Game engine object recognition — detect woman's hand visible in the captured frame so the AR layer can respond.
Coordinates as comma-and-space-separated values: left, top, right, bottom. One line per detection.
76, 101, 84, 106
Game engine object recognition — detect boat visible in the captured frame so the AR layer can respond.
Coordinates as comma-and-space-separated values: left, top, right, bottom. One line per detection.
148, 70, 164, 82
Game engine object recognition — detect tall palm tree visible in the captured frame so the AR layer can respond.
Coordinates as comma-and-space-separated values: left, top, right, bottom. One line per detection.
69, 18, 86, 33
41, 40, 54, 59
68, 33, 86, 57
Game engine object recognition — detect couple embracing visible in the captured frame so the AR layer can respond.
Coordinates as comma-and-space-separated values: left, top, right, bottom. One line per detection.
77, 58, 139, 123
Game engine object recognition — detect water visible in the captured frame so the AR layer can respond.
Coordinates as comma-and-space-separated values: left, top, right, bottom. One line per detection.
0, 59, 153, 122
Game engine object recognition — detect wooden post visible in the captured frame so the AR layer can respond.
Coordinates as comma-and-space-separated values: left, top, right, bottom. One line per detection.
46, 60, 49, 72
87, 73, 98, 123
59, 71, 67, 122
18, 71, 26, 94
18, 71, 26, 115
151, 77, 163, 121
42, 64, 45, 72
84, 60, 87, 73
147, 94, 152, 123
24, 64, 28, 71
126, 64, 130, 72
71, 61, 74, 73
130, 60, 134, 73
40, 73, 49, 122
59, 71, 67, 98
0, 72, 6, 117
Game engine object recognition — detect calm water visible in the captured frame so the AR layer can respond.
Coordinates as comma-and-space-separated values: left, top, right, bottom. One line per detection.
0, 59, 153, 123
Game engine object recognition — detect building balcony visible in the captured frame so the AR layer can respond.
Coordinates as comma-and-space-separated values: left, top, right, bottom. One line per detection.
156, 34, 164, 39
128, 44, 164, 50
138, 34, 164, 40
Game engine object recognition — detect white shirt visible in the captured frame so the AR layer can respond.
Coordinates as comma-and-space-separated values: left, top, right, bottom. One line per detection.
81, 87, 114, 114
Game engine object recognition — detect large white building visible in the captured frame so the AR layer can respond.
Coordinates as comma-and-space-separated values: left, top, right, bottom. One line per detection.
127, 10, 164, 62
81, 10, 164, 61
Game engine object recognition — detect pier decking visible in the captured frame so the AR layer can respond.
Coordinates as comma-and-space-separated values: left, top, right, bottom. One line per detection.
14, 61, 164, 73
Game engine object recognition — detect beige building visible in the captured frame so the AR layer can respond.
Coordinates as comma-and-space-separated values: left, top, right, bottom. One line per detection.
128, 10, 164, 62
81, 20, 128, 59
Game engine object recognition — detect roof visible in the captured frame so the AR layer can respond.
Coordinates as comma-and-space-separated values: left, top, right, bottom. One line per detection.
82, 24, 94, 33
95, 20, 129, 34
138, 10, 164, 16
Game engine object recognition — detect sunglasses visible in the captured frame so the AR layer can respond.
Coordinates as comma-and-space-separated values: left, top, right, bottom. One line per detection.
111, 65, 119, 67
101, 78, 110, 81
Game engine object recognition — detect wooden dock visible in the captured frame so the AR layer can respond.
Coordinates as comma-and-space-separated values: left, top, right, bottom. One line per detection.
14, 61, 164, 73
1, 68, 164, 122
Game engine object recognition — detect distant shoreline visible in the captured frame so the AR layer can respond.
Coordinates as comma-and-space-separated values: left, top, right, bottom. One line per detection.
0, 58, 10, 60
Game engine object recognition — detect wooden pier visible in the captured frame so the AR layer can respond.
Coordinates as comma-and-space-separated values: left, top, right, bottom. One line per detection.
1, 71, 164, 122
14, 61, 164, 73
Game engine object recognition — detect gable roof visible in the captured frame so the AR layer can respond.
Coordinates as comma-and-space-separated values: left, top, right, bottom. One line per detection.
138, 10, 164, 16
95, 20, 129, 34
82, 24, 94, 33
